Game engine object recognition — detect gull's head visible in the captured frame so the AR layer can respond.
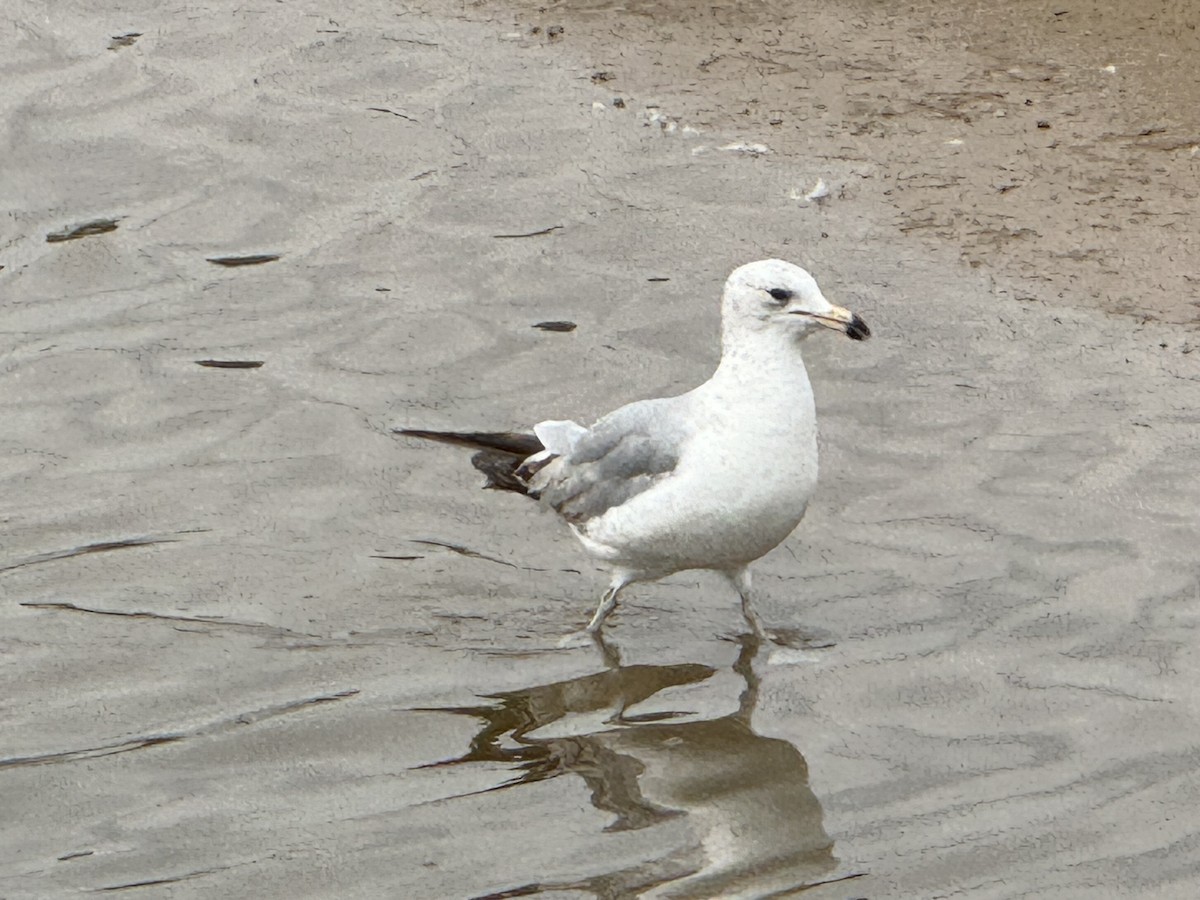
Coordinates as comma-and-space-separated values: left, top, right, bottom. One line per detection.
721, 258, 870, 343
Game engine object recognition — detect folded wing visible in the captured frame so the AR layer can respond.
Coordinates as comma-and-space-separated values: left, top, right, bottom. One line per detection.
530, 399, 688, 525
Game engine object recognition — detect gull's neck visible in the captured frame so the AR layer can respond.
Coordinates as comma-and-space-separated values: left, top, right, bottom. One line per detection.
692, 326, 817, 449
708, 327, 813, 393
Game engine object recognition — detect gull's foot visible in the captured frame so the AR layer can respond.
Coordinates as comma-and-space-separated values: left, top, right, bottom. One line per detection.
557, 629, 622, 667
767, 646, 823, 666
719, 626, 836, 650
763, 625, 836, 650
556, 630, 595, 649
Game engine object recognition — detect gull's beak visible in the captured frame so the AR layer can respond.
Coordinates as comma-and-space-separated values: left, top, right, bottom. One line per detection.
793, 304, 871, 341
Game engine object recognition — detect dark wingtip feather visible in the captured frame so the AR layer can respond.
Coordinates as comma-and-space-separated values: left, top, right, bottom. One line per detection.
395, 428, 544, 457
396, 428, 548, 498
470, 450, 535, 496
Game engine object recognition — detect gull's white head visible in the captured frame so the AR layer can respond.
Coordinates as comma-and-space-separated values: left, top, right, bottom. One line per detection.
721, 258, 870, 344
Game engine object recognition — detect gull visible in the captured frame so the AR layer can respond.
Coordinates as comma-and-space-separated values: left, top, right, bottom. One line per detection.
398, 259, 870, 635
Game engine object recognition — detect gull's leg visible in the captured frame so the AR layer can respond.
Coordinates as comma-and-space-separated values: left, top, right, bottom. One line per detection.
723, 567, 764, 638
590, 629, 622, 669
557, 572, 636, 648
586, 576, 630, 633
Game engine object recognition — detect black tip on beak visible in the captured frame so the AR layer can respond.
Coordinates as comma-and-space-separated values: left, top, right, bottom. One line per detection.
846, 314, 871, 341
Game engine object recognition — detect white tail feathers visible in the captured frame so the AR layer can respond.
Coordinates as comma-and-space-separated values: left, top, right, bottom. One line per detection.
533, 419, 587, 456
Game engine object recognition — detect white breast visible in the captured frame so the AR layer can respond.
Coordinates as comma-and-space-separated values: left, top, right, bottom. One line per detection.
578, 379, 820, 575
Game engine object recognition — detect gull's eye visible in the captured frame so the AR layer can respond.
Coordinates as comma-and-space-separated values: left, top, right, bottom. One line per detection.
767, 287, 793, 302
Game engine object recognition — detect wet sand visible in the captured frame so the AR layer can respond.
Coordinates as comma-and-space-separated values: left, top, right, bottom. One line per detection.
3, 1, 1199, 897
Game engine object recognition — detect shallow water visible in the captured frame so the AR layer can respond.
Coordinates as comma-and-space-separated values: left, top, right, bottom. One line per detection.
3, 0, 1200, 897
416, 633, 839, 898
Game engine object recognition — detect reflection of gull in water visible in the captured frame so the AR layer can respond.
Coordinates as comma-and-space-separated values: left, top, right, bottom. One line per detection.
398, 259, 870, 635
417, 634, 862, 898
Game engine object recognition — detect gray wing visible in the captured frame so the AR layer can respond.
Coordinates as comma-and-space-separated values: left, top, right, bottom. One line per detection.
534, 397, 692, 525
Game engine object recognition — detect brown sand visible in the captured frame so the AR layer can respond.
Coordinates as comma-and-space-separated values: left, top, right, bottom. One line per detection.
3, 1, 1199, 897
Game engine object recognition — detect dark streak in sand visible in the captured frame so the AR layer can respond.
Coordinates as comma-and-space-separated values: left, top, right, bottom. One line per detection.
46, 219, 121, 242
2, 735, 185, 770
367, 106, 418, 122
0, 689, 359, 771
19, 601, 323, 639
91, 868, 230, 893
0, 535, 187, 573
195, 359, 265, 368
493, 225, 563, 239
206, 253, 281, 267
532, 320, 577, 332
409, 538, 549, 571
